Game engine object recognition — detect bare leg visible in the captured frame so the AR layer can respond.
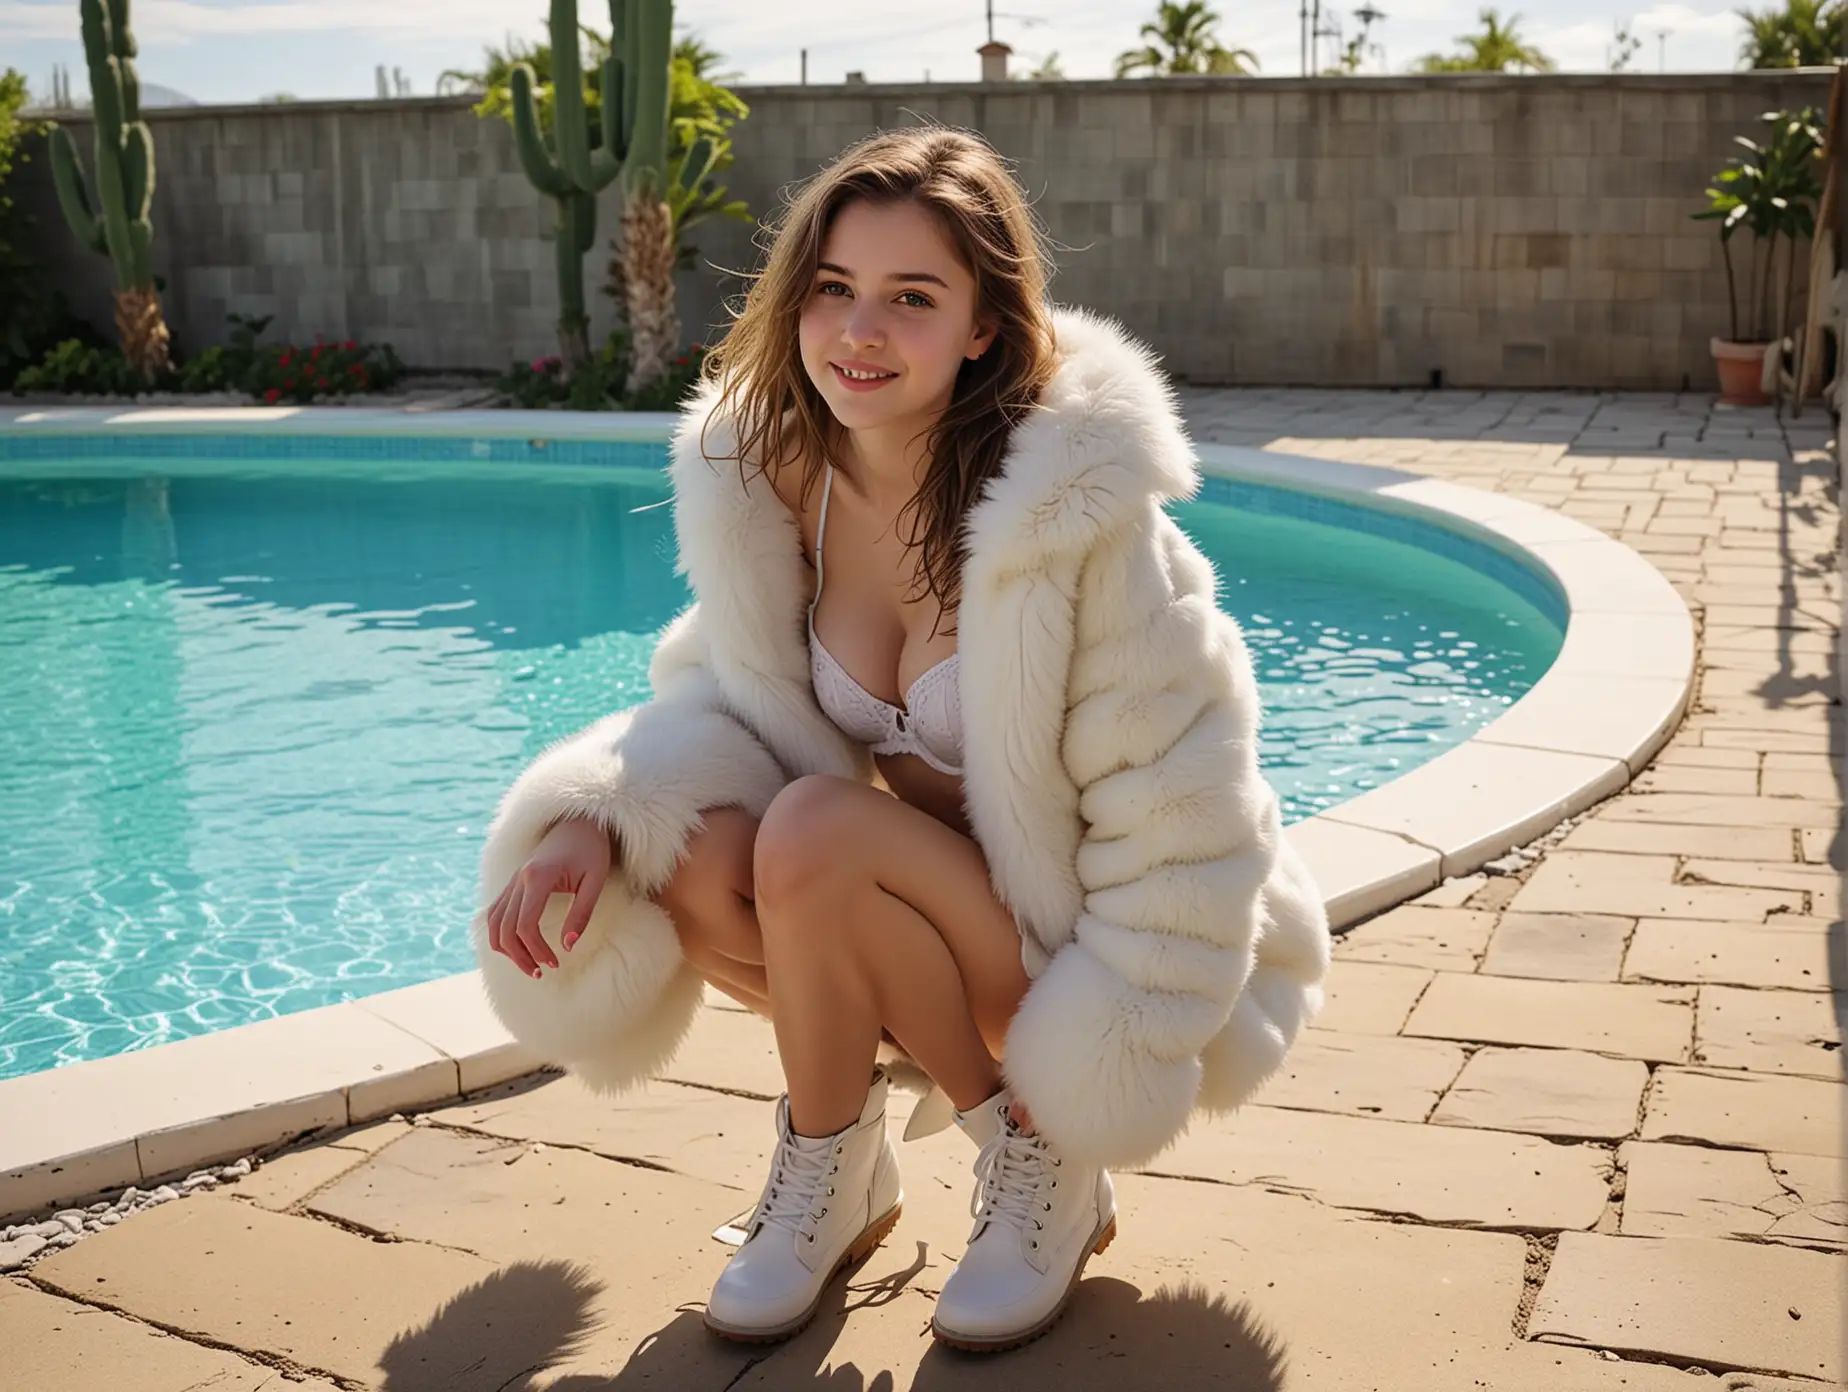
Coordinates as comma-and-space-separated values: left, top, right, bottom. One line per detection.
654, 808, 771, 1013
753, 776, 1031, 1138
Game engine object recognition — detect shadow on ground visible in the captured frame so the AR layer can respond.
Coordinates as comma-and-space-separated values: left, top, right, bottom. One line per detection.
377, 1253, 1289, 1391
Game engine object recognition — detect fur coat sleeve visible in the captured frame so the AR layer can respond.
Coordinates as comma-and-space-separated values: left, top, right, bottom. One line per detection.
469, 400, 866, 1093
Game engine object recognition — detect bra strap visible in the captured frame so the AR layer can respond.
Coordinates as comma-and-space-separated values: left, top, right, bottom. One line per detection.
811, 465, 835, 610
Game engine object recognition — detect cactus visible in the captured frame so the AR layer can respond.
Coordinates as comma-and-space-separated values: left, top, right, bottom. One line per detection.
512, 0, 678, 379
48, 0, 171, 382
510, 0, 704, 393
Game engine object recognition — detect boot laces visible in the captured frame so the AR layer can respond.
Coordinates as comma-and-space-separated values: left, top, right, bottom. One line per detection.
970, 1124, 1056, 1244
754, 1126, 837, 1243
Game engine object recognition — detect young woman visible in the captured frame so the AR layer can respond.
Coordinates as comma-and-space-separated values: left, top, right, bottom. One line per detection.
475, 127, 1330, 1353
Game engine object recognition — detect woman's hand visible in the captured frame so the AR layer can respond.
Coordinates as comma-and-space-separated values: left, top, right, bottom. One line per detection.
485, 817, 612, 978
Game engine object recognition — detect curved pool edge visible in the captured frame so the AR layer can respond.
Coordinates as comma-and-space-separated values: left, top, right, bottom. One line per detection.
0, 408, 1696, 1222
1195, 442, 1694, 924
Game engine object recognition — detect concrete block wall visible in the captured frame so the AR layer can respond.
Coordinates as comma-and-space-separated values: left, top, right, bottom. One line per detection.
16, 70, 1836, 390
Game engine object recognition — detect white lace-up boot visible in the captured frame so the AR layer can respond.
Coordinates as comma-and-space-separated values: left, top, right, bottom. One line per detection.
704, 1068, 903, 1342
931, 1088, 1117, 1351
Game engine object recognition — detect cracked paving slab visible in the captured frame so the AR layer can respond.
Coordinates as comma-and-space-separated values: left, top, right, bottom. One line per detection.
1618, 1141, 1846, 1250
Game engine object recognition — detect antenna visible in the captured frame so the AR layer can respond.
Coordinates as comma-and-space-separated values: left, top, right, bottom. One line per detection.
1656, 28, 1667, 71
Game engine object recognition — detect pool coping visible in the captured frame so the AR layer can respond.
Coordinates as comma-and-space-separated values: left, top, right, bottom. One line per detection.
0, 405, 1695, 1222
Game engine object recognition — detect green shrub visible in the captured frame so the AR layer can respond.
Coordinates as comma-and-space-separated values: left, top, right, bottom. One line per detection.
494, 333, 705, 411
13, 337, 141, 394
1, 69, 89, 389
11, 313, 408, 401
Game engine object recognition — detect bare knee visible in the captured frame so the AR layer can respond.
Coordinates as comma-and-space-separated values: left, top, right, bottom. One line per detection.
753, 775, 864, 915
656, 807, 761, 961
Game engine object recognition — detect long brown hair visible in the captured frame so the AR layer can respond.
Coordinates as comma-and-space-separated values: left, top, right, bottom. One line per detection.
700, 126, 1059, 620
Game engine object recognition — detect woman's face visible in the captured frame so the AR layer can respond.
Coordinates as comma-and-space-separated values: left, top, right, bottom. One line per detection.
799, 197, 996, 438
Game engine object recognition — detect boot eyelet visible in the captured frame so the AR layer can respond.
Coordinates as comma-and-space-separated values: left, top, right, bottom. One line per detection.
1030, 1240, 1038, 1249
827, 1186, 835, 1196
1043, 1201, 1052, 1211
807, 1234, 815, 1243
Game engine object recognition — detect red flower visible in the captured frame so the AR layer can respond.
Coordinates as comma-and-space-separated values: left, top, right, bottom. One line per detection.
342, 339, 356, 350
349, 363, 365, 376
316, 376, 329, 389
263, 387, 281, 403
279, 351, 293, 367
312, 345, 324, 360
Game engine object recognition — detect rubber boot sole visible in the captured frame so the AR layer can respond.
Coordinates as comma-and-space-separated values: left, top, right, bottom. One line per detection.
930, 1210, 1118, 1353
704, 1201, 904, 1344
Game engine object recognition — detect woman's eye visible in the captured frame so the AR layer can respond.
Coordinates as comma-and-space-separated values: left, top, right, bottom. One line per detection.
816, 280, 850, 298
898, 291, 932, 308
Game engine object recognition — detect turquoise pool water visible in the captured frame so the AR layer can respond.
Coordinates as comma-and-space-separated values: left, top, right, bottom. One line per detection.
0, 438, 1564, 1078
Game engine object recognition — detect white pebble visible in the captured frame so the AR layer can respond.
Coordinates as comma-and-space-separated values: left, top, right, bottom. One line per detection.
118, 1186, 140, 1206
98, 1211, 122, 1227
150, 1185, 180, 1203
219, 1158, 252, 1179
48, 1230, 81, 1248
34, 1221, 67, 1241
0, 1234, 48, 1271
410, 1114, 431, 1127
86, 1201, 110, 1215
53, 1210, 86, 1234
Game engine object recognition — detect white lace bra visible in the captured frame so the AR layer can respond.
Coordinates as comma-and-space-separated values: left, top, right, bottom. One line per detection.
806, 465, 965, 777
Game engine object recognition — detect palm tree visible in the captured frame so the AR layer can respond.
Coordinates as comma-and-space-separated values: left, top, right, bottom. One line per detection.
1022, 51, 1068, 79
1736, 0, 1845, 67
673, 33, 741, 84
1116, 1, 1260, 76
1414, 8, 1555, 71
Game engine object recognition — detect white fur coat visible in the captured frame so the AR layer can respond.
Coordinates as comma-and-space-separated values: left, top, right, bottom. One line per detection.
472, 308, 1332, 1170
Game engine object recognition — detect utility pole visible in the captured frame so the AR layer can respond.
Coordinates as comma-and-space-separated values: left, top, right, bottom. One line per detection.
800, 48, 808, 84
1656, 30, 1668, 71
1301, 0, 1309, 74
987, 0, 996, 44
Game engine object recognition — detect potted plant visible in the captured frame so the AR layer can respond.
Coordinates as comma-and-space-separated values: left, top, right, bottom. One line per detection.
1694, 107, 1825, 406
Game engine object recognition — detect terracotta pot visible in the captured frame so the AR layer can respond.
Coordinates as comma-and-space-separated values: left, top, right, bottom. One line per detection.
1710, 338, 1771, 406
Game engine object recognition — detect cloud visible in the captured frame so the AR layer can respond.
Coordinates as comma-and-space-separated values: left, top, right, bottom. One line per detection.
1631, 3, 1742, 35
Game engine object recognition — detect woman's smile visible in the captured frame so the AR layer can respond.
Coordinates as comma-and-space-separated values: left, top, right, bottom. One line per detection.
832, 359, 900, 391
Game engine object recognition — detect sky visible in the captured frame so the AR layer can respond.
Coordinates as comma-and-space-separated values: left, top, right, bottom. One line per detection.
3, 0, 1756, 106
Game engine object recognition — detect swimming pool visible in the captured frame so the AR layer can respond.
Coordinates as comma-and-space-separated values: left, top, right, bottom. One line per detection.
0, 433, 1565, 1078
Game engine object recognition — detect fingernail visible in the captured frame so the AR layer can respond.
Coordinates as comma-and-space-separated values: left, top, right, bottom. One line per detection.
530, 968, 542, 979
562, 932, 578, 951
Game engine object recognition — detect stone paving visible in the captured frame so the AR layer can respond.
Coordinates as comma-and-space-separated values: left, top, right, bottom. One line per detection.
2, 389, 1842, 1390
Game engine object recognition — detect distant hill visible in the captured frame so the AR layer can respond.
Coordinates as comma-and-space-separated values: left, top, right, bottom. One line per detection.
138, 82, 199, 108
33, 80, 199, 112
